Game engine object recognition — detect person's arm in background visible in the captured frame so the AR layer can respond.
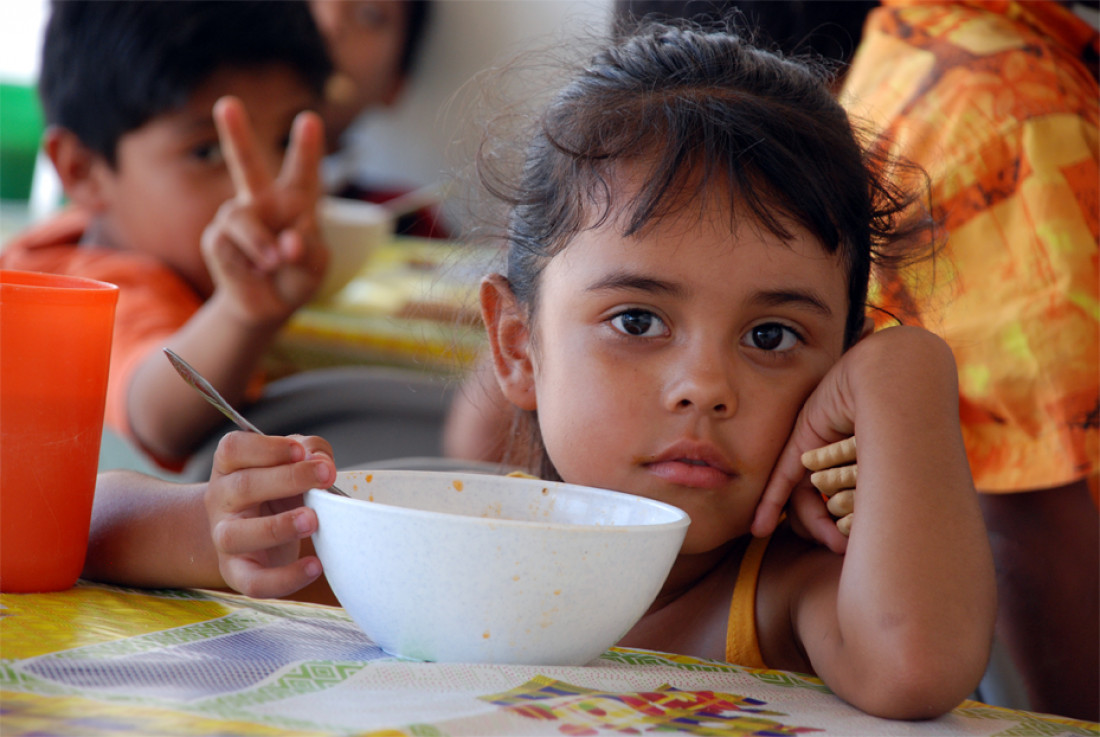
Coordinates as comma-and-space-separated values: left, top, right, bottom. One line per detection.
979, 481, 1098, 720
127, 98, 328, 463
442, 352, 513, 463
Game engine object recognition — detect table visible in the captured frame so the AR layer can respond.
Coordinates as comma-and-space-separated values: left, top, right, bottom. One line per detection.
267, 237, 495, 379
2, 583, 1095, 736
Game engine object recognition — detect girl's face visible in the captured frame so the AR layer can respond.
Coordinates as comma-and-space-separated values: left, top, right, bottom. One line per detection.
492, 180, 851, 555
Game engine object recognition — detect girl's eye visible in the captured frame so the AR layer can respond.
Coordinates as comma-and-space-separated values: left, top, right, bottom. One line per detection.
610, 309, 667, 338
744, 323, 801, 352
190, 141, 224, 166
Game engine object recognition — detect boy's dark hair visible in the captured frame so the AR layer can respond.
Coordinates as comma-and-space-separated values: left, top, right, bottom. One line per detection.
39, 0, 333, 166
401, 1, 433, 76
480, 21, 930, 477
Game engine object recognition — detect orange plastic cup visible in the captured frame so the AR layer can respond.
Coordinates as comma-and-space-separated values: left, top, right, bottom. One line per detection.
1, 270, 119, 592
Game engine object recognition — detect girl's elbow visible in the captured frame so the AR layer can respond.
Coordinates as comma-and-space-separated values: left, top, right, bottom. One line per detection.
853, 642, 991, 720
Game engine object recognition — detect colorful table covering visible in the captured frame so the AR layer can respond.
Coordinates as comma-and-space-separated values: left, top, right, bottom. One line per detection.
2, 583, 1096, 737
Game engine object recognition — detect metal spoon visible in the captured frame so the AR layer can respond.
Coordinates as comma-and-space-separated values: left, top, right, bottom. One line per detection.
163, 348, 349, 497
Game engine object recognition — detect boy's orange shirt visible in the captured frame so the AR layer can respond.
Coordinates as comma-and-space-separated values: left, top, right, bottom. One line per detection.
843, 0, 1099, 494
3, 208, 212, 469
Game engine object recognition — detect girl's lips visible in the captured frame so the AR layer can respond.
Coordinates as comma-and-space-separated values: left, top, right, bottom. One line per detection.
646, 459, 734, 489
641, 442, 737, 489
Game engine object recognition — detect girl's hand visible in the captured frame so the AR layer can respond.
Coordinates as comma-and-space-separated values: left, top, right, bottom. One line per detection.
752, 333, 873, 554
802, 436, 857, 537
201, 95, 328, 325
205, 431, 337, 599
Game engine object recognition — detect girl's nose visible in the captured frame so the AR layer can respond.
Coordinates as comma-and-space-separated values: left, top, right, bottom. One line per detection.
666, 354, 737, 418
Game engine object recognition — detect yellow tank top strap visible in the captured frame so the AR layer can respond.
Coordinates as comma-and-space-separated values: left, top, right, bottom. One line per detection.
724, 534, 771, 669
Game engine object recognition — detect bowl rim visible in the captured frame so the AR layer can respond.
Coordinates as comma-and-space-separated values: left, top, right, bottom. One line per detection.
305, 469, 691, 533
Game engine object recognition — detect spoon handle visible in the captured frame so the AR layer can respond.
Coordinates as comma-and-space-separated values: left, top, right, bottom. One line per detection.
164, 349, 263, 434
163, 348, 349, 497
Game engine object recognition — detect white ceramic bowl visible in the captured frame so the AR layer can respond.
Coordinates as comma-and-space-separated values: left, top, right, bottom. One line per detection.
305, 469, 689, 665
315, 196, 391, 302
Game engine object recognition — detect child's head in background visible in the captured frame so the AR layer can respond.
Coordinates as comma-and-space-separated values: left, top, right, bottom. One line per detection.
310, 0, 433, 149
38, 0, 332, 296
480, 22, 926, 552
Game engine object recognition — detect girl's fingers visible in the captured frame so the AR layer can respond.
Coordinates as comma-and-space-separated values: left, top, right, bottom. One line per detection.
222, 555, 323, 601
801, 436, 857, 471
213, 432, 306, 474
288, 434, 337, 464
810, 464, 858, 497
754, 437, 807, 535
213, 96, 273, 201
826, 489, 855, 517
212, 506, 317, 557
209, 458, 333, 515
277, 110, 324, 198
789, 485, 849, 553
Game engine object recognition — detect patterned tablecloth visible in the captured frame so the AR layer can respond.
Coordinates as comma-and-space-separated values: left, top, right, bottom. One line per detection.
1, 583, 1096, 737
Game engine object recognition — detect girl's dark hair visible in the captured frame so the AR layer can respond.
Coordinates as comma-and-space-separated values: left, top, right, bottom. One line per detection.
478, 22, 932, 477
39, 0, 333, 166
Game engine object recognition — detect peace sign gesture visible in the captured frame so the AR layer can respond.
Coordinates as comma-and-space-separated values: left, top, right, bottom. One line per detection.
201, 95, 328, 324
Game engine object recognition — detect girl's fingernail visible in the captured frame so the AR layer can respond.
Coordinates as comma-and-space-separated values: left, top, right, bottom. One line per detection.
304, 559, 322, 578
315, 463, 331, 483
288, 443, 305, 462
294, 510, 313, 535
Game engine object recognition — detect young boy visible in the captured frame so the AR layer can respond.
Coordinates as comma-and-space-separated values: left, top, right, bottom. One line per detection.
0, 1, 333, 469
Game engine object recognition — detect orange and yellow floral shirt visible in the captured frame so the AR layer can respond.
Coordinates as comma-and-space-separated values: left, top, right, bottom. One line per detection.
842, 0, 1098, 493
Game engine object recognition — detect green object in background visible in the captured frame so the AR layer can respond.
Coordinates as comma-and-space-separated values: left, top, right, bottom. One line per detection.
0, 82, 45, 201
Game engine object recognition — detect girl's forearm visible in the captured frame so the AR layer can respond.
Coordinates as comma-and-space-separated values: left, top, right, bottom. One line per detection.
83, 470, 225, 589
833, 329, 996, 716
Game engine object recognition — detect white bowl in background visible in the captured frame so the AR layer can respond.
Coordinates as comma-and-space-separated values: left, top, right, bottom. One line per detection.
315, 196, 391, 302
305, 469, 689, 665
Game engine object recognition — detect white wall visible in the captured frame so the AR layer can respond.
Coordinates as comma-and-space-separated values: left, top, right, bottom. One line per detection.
334, 0, 613, 225
0, 0, 48, 83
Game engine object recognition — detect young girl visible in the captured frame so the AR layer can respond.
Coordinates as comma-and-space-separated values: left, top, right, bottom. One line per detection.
85, 22, 996, 720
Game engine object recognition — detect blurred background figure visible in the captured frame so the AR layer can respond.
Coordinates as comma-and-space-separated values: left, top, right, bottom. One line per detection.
842, 0, 1098, 721
309, 0, 447, 237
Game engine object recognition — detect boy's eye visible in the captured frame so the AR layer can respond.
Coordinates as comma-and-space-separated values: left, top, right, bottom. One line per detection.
743, 323, 801, 352
190, 141, 224, 166
610, 309, 667, 338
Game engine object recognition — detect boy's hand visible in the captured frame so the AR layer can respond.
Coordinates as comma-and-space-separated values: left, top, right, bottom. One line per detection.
201, 95, 328, 324
205, 431, 337, 599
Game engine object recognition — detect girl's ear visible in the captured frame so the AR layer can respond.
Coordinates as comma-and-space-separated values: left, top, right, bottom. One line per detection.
44, 126, 111, 212
480, 274, 538, 411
